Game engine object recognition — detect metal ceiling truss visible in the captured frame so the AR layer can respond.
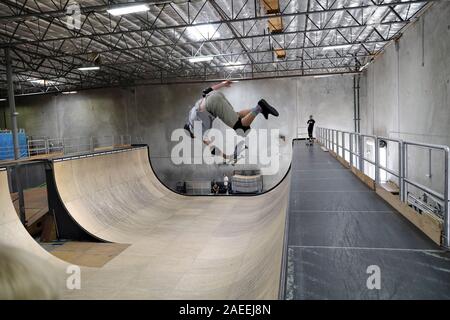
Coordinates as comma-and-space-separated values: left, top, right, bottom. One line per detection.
0, 0, 436, 96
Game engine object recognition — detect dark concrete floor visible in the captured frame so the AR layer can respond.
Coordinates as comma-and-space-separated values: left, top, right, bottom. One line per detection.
284, 140, 450, 300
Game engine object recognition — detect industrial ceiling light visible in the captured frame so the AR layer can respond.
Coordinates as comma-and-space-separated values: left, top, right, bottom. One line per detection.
29, 79, 58, 86
77, 66, 101, 71
313, 74, 334, 78
62, 91, 78, 95
322, 44, 352, 51
107, 4, 149, 16
186, 24, 219, 41
224, 62, 244, 69
188, 56, 214, 63
0, 98, 6, 101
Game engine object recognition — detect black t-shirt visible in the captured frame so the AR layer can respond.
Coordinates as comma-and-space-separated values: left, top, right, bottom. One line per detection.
307, 119, 315, 129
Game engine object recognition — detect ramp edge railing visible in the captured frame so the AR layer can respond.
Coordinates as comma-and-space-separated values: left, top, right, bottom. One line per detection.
0, 134, 146, 161
317, 127, 450, 249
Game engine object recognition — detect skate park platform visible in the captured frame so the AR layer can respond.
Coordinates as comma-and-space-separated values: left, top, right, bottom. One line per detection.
283, 140, 450, 299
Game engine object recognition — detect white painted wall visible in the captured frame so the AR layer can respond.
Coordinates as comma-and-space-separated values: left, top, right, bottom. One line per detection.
361, 1, 450, 198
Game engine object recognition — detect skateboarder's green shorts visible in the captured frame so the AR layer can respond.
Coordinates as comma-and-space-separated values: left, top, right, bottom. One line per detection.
205, 91, 240, 128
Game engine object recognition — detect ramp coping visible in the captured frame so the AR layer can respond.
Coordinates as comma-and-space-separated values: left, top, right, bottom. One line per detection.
52, 146, 146, 162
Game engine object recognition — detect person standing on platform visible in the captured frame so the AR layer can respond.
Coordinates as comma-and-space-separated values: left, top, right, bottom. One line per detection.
307, 115, 315, 141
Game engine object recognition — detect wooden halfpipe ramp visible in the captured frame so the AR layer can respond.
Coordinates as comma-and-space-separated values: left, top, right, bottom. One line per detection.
49, 147, 290, 299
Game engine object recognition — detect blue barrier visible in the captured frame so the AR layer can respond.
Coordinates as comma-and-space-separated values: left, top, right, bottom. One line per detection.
0, 130, 28, 160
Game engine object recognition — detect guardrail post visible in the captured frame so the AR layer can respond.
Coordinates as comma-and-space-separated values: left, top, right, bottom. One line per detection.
330, 129, 332, 150
401, 143, 408, 202
332, 130, 335, 153
375, 137, 380, 185
427, 148, 432, 178
398, 141, 404, 202
328, 129, 330, 150
350, 133, 353, 167
332, 130, 335, 152
27, 140, 31, 157
444, 149, 449, 248
336, 131, 338, 154
342, 132, 345, 159
359, 135, 364, 172
337, 131, 340, 155
335, 130, 338, 153
336, 131, 339, 154
335, 130, 338, 154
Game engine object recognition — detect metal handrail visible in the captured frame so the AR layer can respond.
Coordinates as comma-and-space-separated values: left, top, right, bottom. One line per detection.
1, 134, 134, 161
317, 126, 450, 248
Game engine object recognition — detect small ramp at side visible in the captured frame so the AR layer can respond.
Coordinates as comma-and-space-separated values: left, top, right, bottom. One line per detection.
51, 147, 290, 299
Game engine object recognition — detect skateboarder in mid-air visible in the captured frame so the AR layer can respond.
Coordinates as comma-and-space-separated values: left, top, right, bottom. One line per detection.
306, 115, 315, 146
184, 80, 279, 160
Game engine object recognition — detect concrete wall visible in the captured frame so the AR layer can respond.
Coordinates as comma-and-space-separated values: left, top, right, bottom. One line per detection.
1, 76, 355, 190
361, 1, 450, 197
2, 88, 131, 139
127, 76, 354, 190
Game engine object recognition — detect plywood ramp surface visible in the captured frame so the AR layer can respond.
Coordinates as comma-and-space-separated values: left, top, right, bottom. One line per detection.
54, 148, 290, 299
0, 169, 74, 299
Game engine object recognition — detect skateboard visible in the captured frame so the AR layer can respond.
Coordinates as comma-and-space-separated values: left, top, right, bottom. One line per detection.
220, 141, 247, 165
231, 141, 247, 164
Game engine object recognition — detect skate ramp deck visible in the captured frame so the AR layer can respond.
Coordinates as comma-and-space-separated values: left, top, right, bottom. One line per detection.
284, 140, 450, 299
53, 147, 290, 299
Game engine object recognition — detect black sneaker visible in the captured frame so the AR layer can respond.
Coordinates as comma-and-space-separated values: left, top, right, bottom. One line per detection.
258, 99, 279, 119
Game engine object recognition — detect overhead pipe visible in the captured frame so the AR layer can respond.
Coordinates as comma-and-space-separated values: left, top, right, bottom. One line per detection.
353, 74, 361, 133
5, 47, 26, 225
356, 75, 361, 133
5, 47, 20, 160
